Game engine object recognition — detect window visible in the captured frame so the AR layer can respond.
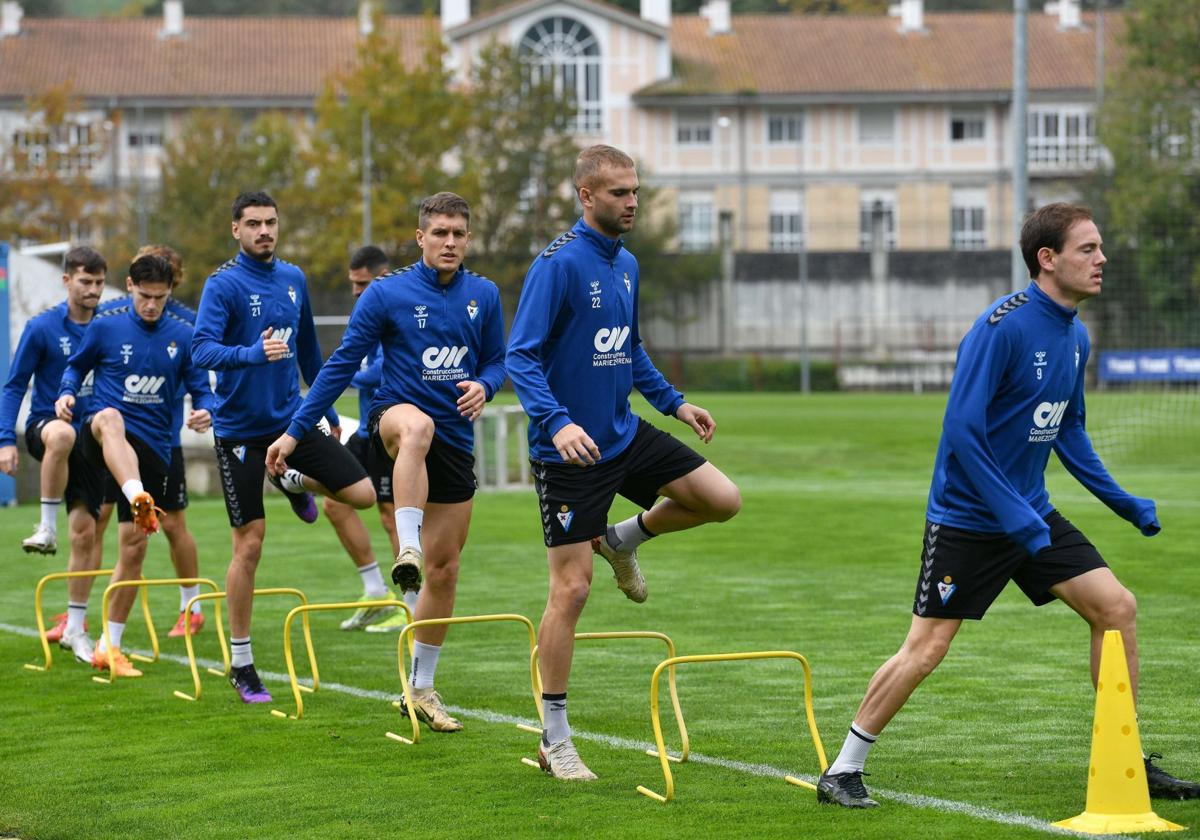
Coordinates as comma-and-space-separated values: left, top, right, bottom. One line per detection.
128, 130, 162, 148
11, 121, 100, 176
519, 16, 603, 134
678, 192, 715, 252
1028, 106, 1098, 167
767, 110, 803, 145
951, 188, 987, 250
859, 189, 896, 251
676, 111, 712, 146
768, 190, 804, 252
950, 109, 985, 142
858, 106, 895, 145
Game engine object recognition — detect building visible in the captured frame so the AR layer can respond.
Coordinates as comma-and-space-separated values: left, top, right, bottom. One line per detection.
0, 0, 1116, 254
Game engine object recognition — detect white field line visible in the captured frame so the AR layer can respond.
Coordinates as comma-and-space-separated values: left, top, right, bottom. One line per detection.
1, 621, 1129, 839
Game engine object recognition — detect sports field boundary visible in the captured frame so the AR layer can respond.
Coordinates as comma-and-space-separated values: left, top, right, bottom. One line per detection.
1, 621, 1127, 839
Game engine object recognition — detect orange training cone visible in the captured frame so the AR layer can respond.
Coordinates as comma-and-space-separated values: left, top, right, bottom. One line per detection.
1052, 630, 1185, 834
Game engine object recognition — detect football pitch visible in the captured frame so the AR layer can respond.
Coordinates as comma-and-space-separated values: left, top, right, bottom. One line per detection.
1, 393, 1197, 840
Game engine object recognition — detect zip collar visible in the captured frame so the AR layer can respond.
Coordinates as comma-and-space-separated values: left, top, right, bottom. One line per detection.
573, 218, 624, 263
235, 250, 276, 276
126, 304, 161, 331
412, 259, 464, 290
1027, 281, 1078, 324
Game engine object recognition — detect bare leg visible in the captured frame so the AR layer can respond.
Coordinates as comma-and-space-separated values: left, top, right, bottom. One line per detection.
379, 406, 433, 511
412, 500, 472, 647
107, 523, 149, 626
161, 509, 198, 579
226, 520, 265, 639
298, 474, 375, 509
1050, 567, 1138, 697
88, 410, 141, 488
641, 462, 741, 535
64, 504, 100, 605
325, 497, 377, 570
537, 542, 594, 695
38, 419, 75, 500
378, 501, 399, 556
851, 615, 961, 735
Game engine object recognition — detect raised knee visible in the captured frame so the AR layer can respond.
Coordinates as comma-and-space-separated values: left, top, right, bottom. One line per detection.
44, 423, 76, 452
346, 482, 376, 510
399, 413, 435, 447
710, 484, 742, 522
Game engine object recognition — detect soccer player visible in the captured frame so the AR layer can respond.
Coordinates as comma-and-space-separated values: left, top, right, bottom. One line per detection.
95, 244, 210, 638
192, 191, 375, 703
505, 145, 741, 780
322, 245, 410, 631
817, 203, 1200, 808
267, 192, 505, 731
55, 253, 214, 677
0, 246, 107, 663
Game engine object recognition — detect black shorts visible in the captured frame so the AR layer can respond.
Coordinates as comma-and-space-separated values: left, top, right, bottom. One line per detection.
346, 433, 393, 504
531, 418, 707, 547
81, 419, 168, 525
368, 405, 476, 505
214, 425, 368, 528
913, 510, 1108, 620
24, 416, 104, 519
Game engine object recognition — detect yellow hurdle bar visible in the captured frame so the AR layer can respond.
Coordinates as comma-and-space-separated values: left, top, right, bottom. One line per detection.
635, 650, 828, 804
25, 569, 153, 672
173, 588, 315, 702
526, 631, 690, 763
271, 599, 413, 721
389, 614, 543, 745
93, 577, 219, 684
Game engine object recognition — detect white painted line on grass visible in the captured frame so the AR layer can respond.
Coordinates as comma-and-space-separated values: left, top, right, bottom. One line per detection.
1, 621, 1129, 838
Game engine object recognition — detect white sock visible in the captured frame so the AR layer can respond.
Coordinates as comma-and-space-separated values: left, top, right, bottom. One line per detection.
357, 561, 388, 599
180, 585, 200, 613
402, 588, 419, 616
395, 507, 423, 553
66, 602, 87, 635
410, 641, 441, 690
541, 693, 569, 745
40, 498, 61, 533
828, 723, 877, 775
280, 469, 307, 494
610, 513, 656, 551
231, 637, 253, 668
98, 620, 126, 654
121, 479, 145, 504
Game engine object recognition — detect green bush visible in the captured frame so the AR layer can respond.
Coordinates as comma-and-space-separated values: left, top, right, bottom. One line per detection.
668, 355, 838, 392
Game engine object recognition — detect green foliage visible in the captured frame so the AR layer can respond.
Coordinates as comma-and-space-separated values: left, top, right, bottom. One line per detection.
663, 354, 838, 391
1092, 0, 1200, 348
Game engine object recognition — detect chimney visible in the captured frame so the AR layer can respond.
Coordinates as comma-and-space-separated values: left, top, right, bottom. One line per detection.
888, 0, 924, 33
1044, 0, 1082, 30
161, 0, 184, 38
441, 0, 469, 31
700, 0, 730, 36
1, 2, 22, 39
359, 1, 374, 37
640, 0, 669, 29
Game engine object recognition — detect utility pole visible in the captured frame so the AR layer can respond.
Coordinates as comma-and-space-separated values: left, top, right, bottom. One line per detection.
361, 110, 373, 246
1012, 0, 1029, 287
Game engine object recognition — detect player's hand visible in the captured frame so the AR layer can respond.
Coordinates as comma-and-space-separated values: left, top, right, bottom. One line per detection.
261, 327, 289, 362
55, 394, 75, 423
265, 433, 299, 476
186, 409, 212, 433
552, 423, 600, 466
455, 381, 486, 421
0, 445, 18, 476
675, 402, 715, 443
328, 425, 342, 442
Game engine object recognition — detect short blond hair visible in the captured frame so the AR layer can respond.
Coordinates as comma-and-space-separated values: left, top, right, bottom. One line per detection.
134, 244, 184, 285
574, 144, 635, 191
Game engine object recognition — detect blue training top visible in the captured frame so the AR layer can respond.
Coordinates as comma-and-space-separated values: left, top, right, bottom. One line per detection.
59, 305, 214, 465
191, 251, 337, 440
350, 345, 382, 440
506, 218, 685, 462
285, 260, 506, 453
927, 281, 1159, 556
0, 302, 94, 445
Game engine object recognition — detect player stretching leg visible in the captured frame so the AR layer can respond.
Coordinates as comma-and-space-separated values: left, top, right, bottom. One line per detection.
56, 254, 214, 677
192, 191, 375, 703
819, 203, 1200, 808
506, 146, 741, 780
269, 192, 505, 731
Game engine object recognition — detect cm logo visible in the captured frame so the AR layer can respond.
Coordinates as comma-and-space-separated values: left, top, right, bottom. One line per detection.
273, 326, 294, 345
422, 346, 469, 369
593, 326, 630, 353
124, 374, 166, 395
1032, 400, 1069, 429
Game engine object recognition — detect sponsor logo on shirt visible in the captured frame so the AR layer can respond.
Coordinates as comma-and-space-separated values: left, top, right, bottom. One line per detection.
421, 345, 469, 382
123, 374, 167, 405
1029, 399, 1069, 442
592, 326, 631, 367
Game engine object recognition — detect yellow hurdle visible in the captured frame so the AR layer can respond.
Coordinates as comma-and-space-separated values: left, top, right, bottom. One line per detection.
173, 588, 315, 702
388, 613, 543, 745
25, 569, 154, 672
523, 631, 690, 763
270, 599, 413, 721
93, 577, 220, 684
635, 650, 828, 804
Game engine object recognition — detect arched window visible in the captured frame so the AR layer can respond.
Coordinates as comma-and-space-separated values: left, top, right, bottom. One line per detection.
518, 16, 602, 134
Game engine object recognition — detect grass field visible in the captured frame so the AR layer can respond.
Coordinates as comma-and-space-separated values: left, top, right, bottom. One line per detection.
1, 393, 1197, 840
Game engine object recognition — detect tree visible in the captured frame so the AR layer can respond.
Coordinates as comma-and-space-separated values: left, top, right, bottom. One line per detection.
151, 108, 303, 301
0, 85, 117, 249
1091, 0, 1200, 347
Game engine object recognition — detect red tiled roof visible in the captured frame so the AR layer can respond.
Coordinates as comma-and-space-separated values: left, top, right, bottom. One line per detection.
0, 17, 436, 102
646, 11, 1125, 98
